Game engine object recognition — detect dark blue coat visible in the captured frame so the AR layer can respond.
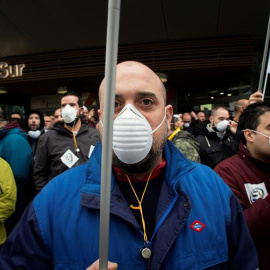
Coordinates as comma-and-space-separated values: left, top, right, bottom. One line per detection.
0, 141, 258, 269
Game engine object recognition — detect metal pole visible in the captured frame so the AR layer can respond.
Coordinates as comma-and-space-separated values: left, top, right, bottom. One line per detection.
262, 73, 268, 101
99, 0, 121, 269
258, 13, 270, 92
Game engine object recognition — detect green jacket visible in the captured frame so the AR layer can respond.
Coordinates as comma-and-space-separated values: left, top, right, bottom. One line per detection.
0, 157, 17, 245
169, 129, 201, 163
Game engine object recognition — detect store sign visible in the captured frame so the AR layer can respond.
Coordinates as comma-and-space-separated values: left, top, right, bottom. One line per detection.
0, 62, 25, 78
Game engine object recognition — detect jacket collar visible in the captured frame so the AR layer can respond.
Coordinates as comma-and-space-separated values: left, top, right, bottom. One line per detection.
52, 120, 89, 136
238, 142, 270, 170
80, 140, 193, 251
81, 140, 195, 197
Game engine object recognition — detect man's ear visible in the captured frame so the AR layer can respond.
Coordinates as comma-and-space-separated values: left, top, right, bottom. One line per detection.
244, 129, 255, 143
165, 105, 173, 131
78, 106, 84, 115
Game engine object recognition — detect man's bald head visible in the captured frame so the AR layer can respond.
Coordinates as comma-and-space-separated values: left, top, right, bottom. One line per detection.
99, 61, 166, 106
235, 99, 248, 112
97, 61, 173, 175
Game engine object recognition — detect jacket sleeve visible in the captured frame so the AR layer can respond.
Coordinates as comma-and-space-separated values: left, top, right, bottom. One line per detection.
0, 202, 53, 269
173, 137, 201, 162
227, 194, 258, 269
0, 159, 16, 222
243, 195, 270, 239
215, 165, 270, 239
33, 135, 50, 194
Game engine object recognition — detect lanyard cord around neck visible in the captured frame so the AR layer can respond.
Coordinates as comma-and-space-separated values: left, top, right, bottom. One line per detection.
125, 171, 153, 242
72, 128, 79, 152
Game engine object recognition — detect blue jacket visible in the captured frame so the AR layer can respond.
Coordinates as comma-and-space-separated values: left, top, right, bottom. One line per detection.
0, 122, 33, 188
0, 141, 258, 270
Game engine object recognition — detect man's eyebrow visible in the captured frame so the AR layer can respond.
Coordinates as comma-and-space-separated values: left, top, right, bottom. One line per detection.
137, 92, 156, 98
115, 92, 156, 99
115, 94, 123, 99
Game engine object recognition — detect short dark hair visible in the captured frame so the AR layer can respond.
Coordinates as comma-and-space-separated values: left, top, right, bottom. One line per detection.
62, 92, 83, 107
211, 106, 229, 117
238, 102, 270, 145
0, 107, 7, 121
197, 111, 205, 115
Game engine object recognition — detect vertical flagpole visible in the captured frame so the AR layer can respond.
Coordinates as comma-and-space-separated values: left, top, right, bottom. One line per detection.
262, 52, 270, 100
99, 0, 121, 269
258, 14, 270, 92
262, 73, 268, 100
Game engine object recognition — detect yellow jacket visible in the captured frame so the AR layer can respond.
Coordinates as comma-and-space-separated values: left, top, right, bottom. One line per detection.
0, 157, 17, 245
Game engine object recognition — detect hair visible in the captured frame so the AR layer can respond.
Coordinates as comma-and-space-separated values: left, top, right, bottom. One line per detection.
25, 110, 45, 131
234, 105, 242, 113
160, 82, 167, 105
238, 102, 270, 145
211, 106, 229, 117
172, 115, 179, 123
0, 107, 7, 121
62, 92, 83, 107
54, 107, 61, 114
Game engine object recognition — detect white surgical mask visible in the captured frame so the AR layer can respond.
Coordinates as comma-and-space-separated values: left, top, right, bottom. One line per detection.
242, 129, 270, 145
184, 123, 190, 128
61, 105, 77, 124
214, 120, 229, 132
28, 130, 41, 139
113, 104, 166, 164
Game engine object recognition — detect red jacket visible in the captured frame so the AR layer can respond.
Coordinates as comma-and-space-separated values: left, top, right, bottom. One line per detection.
214, 142, 270, 270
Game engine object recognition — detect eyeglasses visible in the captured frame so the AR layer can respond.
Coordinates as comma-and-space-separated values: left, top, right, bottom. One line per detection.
241, 129, 270, 140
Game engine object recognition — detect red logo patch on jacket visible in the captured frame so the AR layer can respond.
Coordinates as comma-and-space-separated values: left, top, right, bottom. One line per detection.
190, 220, 206, 232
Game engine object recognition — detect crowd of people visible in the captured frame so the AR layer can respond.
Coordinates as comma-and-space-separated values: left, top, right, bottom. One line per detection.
0, 61, 268, 269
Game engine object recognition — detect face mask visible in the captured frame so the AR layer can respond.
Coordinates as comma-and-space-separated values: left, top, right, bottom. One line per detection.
242, 129, 270, 145
61, 105, 77, 124
184, 123, 190, 128
113, 104, 166, 164
214, 120, 229, 132
28, 130, 41, 139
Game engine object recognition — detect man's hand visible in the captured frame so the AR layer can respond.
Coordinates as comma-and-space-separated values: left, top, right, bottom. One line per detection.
190, 111, 198, 120
248, 91, 263, 105
228, 120, 238, 135
89, 108, 95, 118
86, 259, 118, 270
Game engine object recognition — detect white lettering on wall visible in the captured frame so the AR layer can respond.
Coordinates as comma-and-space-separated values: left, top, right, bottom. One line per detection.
0, 62, 25, 78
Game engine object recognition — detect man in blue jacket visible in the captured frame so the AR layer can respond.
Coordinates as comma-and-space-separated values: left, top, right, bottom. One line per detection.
0, 61, 258, 270
0, 107, 33, 235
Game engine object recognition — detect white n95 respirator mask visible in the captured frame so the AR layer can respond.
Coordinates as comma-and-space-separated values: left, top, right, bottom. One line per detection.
28, 130, 41, 139
214, 120, 229, 132
113, 104, 166, 164
61, 105, 77, 124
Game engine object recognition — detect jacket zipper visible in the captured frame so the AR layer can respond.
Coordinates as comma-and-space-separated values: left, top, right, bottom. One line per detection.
139, 194, 178, 269
151, 195, 178, 240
